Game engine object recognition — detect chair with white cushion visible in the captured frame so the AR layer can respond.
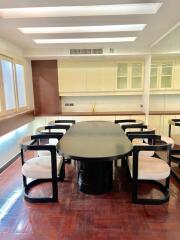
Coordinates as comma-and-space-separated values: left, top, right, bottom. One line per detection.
21, 134, 65, 203
127, 134, 171, 204
126, 126, 156, 158
36, 124, 70, 145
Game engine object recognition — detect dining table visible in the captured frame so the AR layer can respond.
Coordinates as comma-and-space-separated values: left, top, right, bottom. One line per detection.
58, 121, 132, 194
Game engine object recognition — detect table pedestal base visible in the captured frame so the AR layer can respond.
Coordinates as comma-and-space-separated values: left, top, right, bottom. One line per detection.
78, 161, 113, 194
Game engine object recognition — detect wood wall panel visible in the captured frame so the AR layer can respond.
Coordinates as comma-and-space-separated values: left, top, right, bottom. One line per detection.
0, 110, 34, 137
31, 60, 60, 115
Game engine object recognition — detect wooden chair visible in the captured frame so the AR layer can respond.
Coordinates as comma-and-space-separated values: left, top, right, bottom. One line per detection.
127, 134, 171, 204
21, 133, 65, 203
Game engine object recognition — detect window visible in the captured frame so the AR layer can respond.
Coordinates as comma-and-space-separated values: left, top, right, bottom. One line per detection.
15, 63, 27, 108
1, 59, 16, 111
0, 55, 28, 117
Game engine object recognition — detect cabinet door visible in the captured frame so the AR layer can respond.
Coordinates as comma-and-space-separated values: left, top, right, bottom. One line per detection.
86, 66, 101, 91
59, 65, 86, 92
160, 63, 173, 88
150, 64, 158, 89
131, 63, 143, 89
117, 63, 128, 89
100, 65, 116, 91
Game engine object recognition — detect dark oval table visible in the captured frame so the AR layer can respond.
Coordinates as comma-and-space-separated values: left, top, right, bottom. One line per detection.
59, 121, 132, 194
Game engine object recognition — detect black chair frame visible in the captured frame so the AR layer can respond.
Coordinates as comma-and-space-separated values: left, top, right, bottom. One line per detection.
168, 119, 180, 182
168, 119, 180, 137
121, 123, 147, 132
45, 124, 70, 131
115, 119, 136, 124
126, 128, 155, 137
54, 120, 76, 124
170, 149, 180, 184
127, 134, 171, 205
21, 133, 65, 203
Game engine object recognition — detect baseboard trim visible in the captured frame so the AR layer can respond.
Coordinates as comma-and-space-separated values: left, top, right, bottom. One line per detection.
0, 152, 21, 174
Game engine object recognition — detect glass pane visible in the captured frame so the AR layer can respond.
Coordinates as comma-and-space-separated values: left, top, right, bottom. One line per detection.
16, 64, 27, 107
131, 77, 141, 88
151, 64, 158, 76
132, 63, 142, 76
1, 60, 16, 110
161, 76, 172, 88
150, 76, 158, 88
117, 77, 127, 89
117, 63, 128, 76
162, 64, 172, 75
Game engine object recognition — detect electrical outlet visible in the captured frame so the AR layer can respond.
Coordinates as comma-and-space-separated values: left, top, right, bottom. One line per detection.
69, 103, 74, 106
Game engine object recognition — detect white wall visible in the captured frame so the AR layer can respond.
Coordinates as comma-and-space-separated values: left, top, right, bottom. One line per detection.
149, 94, 180, 111
61, 95, 143, 112
0, 37, 23, 58
0, 36, 34, 109
25, 59, 34, 109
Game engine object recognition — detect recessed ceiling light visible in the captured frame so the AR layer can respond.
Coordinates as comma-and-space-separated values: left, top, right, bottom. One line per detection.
0, 3, 162, 18
33, 37, 136, 44
18, 24, 146, 34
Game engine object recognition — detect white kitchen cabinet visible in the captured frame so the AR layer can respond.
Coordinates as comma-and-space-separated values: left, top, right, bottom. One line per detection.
116, 62, 144, 91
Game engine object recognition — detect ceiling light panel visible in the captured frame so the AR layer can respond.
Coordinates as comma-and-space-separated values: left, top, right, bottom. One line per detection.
33, 37, 136, 44
0, 3, 162, 18
18, 24, 146, 34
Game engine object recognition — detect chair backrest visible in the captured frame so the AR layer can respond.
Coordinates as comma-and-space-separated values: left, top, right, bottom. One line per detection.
45, 124, 70, 131
121, 123, 146, 132
126, 126, 155, 136
21, 133, 63, 148
20, 134, 58, 164
128, 134, 172, 173
168, 119, 180, 137
128, 134, 172, 154
115, 119, 136, 124
55, 120, 76, 124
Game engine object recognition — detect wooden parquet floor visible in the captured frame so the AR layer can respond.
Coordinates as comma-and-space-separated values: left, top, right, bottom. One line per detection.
0, 158, 179, 240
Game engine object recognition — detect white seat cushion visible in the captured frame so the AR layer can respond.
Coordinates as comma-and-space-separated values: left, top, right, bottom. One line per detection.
22, 156, 63, 179
133, 142, 154, 157
161, 136, 174, 148
128, 156, 170, 180
49, 138, 59, 145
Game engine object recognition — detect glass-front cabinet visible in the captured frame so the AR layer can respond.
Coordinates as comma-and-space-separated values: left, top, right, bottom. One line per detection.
117, 62, 143, 91
150, 62, 173, 90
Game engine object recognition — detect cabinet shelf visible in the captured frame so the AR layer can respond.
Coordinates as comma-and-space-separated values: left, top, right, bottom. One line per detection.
150, 90, 180, 95
59, 91, 143, 97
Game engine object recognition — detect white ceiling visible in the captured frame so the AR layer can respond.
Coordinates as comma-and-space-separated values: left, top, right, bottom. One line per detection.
0, 0, 179, 57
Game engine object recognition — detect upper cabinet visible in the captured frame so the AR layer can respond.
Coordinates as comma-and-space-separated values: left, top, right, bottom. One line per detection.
150, 59, 180, 93
150, 62, 174, 90
116, 62, 144, 91
58, 61, 116, 95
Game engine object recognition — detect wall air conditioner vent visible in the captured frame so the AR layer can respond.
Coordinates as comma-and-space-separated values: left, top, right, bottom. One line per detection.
70, 48, 103, 55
